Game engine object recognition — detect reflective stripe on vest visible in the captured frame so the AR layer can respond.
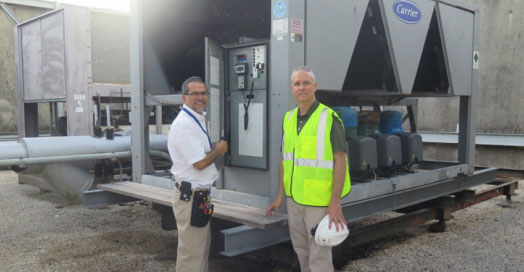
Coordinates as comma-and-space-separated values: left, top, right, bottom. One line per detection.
282, 108, 297, 161
281, 103, 351, 206
282, 107, 331, 167
294, 157, 333, 168
290, 108, 333, 168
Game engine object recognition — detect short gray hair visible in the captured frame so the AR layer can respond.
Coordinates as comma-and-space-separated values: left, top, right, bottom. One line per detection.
291, 66, 316, 82
181, 76, 205, 94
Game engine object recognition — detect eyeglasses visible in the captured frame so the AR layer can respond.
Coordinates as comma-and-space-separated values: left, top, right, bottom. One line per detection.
186, 91, 210, 97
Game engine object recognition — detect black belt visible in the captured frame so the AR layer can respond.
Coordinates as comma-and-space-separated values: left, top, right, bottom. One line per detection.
174, 181, 210, 191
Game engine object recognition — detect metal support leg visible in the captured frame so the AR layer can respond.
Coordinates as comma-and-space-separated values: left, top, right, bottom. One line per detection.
429, 196, 454, 233
0, 3, 20, 24
155, 106, 163, 134
504, 182, 518, 202
130, 0, 147, 182
152, 203, 177, 230
407, 105, 417, 133
144, 105, 155, 174
429, 213, 447, 233
458, 95, 476, 174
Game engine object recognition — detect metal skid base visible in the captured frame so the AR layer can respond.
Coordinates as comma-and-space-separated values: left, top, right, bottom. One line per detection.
219, 167, 502, 256
226, 172, 518, 269
83, 167, 518, 258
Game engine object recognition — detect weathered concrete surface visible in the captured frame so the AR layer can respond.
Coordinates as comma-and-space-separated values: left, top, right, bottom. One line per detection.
424, 143, 524, 171
418, 0, 524, 134
417, 97, 459, 132
417, 0, 524, 170
472, 0, 524, 134
0, 4, 50, 133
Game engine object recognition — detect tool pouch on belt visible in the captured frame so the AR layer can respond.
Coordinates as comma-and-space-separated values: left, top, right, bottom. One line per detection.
191, 190, 213, 227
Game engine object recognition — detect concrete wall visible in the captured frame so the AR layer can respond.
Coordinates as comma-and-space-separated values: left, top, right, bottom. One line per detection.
420, 0, 524, 170
424, 143, 524, 171
419, 0, 524, 133
0, 4, 51, 134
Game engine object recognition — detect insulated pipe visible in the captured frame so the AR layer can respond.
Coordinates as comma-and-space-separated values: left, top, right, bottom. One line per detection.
1, 135, 170, 200
0, 151, 132, 167
19, 162, 96, 199
20, 135, 167, 158
0, 135, 168, 166
149, 150, 171, 160
106, 104, 111, 128
0, 142, 27, 160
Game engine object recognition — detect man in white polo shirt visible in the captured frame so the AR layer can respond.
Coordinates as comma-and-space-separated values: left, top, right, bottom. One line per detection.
168, 76, 227, 272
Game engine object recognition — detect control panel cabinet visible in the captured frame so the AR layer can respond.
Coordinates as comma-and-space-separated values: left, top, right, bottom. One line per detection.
225, 41, 269, 169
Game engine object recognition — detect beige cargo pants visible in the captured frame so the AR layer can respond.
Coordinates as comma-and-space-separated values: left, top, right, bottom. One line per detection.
287, 197, 333, 272
173, 187, 211, 272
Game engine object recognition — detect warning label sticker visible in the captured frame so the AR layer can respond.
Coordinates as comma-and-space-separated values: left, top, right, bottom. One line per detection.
272, 19, 288, 36
290, 18, 303, 35
290, 18, 303, 42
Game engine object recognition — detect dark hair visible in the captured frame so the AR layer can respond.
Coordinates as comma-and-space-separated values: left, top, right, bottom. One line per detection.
181, 76, 205, 94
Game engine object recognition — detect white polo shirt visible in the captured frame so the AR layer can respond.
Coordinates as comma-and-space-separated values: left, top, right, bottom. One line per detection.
168, 104, 218, 188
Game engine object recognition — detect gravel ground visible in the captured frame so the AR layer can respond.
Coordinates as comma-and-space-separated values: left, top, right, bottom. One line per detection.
0, 170, 522, 271
339, 180, 524, 272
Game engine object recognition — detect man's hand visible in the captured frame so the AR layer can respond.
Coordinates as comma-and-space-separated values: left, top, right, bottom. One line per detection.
214, 140, 228, 155
328, 150, 347, 232
266, 197, 283, 216
326, 200, 346, 232
267, 157, 285, 217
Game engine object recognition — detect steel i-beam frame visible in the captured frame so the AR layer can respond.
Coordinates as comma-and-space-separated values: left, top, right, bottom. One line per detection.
0, 2, 20, 24
220, 168, 497, 256
340, 177, 518, 250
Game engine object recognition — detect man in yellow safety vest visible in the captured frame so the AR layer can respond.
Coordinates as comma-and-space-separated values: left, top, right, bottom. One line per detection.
266, 66, 351, 272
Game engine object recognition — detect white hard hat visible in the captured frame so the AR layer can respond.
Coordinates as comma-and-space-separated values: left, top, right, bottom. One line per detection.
311, 215, 349, 247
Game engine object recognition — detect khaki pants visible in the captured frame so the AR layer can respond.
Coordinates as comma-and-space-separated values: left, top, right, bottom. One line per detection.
287, 198, 333, 272
173, 188, 211, 272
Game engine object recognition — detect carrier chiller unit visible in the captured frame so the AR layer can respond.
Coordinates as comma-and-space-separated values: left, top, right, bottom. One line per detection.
94, 0, 489, 256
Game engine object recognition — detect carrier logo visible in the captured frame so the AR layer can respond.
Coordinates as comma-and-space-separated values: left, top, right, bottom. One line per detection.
393, 0, 421, 24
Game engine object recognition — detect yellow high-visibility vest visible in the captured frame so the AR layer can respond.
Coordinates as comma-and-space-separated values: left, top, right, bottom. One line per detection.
282, 103, 351, 206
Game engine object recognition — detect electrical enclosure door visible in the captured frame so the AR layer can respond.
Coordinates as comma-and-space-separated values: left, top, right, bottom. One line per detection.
204, 38, 226, 177
226, 42, 268, 169
205, 38, 225, 144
